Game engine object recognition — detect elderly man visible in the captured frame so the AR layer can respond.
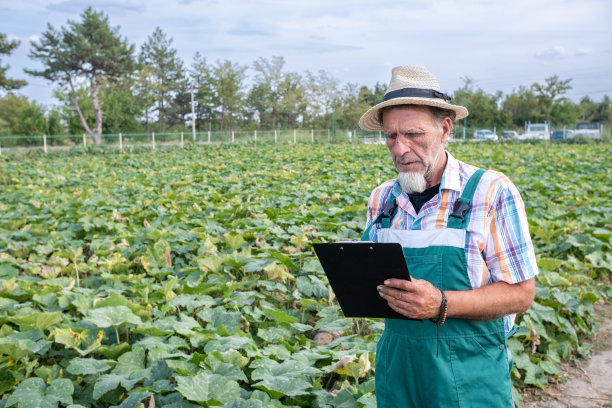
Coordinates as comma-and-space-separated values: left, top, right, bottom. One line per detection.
359, 66, 538, 407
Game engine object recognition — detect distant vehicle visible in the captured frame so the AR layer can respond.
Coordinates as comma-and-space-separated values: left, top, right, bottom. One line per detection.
572, 122, 601, 139
551, 129, 574, 140
519, 123, 550, 140
501, 131, 518, 139
473, 129, 498, 141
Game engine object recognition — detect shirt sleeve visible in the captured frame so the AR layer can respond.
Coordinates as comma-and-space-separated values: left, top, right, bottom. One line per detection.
364, 189, 378, 241
484, 182, 539, 284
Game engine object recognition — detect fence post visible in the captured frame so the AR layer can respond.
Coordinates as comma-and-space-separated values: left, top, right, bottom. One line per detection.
254, 130, 257, 141
181, 131, 184, 148
43, 134, 48, 154
83, 133, 86, 147
232, 131, 234, 143
119, 133, 123, 151
152, 132, 155, 149
274, 130, 277, 143
208, 130, 211, 144
293, 129, 296, 144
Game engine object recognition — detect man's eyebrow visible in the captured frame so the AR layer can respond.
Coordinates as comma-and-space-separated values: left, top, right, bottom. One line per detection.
384, 129, 425, 137
399, 129, 426, 136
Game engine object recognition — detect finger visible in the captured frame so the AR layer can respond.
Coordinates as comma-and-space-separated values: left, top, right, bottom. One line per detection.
377, 285, 414, 301
385, 295, 422, 319
383, 278, 415, 291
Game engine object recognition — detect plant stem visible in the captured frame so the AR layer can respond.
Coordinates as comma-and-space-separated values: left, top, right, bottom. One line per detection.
114, 326, 120, 345
74, 261, 80, 287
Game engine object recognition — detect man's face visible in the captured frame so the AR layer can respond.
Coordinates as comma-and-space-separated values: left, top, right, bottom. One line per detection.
382, 105, 450, 187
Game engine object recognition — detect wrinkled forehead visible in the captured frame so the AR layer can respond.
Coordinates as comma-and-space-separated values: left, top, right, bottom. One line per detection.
381, 105, 436, 128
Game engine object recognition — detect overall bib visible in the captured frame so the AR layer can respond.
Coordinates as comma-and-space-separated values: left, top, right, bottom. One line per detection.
361, 169, 513, 408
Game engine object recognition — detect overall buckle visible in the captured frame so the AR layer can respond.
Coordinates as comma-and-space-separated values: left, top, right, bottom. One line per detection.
450, 199, 471, 221
381, 199, 398, 219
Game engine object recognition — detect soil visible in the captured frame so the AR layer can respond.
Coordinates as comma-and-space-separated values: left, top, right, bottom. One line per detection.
522, 303, 612, 408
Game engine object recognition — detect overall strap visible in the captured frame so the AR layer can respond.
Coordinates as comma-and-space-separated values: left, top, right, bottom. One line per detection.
447, 168, 486, 230
360, 193, 399, 241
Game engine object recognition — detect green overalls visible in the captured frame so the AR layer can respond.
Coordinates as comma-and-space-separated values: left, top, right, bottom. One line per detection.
361, 169, 513, 408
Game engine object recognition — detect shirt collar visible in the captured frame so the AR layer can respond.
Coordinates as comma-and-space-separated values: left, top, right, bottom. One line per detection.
440, 151, 462, 192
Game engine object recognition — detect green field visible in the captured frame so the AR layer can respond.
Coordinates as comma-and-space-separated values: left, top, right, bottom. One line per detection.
0, 142, 610, 407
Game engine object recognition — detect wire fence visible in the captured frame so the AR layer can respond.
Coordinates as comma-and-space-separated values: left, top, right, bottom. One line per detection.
0, 125, 608, 155
0, 129, 388, 154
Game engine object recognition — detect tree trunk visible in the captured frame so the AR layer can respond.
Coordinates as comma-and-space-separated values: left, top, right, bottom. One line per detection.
90, 74, 103, 145
68, 77, 94, 139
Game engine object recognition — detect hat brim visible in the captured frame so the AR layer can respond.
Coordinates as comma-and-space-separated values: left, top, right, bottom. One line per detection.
359, 97, 469, 131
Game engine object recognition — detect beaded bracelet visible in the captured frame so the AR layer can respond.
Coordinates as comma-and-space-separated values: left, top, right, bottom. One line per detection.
430, 289, 447, 357
430, 289, 447, 327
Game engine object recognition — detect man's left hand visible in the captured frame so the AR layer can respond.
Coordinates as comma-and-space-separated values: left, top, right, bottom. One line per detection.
377, 278, 442, 320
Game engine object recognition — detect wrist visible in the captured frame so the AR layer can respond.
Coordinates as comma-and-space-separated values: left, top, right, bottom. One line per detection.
430, 289, 448, 326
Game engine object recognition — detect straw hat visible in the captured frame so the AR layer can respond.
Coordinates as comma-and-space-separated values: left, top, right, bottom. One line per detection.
359, 66, 468, 131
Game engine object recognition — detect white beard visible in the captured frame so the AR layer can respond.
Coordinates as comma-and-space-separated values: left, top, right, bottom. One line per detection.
398, 171, 427, 194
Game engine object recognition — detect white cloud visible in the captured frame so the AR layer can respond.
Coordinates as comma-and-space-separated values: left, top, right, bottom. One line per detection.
536, 46, 566, 59
575, 48, 591, 56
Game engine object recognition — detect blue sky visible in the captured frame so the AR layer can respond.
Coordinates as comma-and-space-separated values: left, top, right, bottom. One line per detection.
2, 0, 611, 107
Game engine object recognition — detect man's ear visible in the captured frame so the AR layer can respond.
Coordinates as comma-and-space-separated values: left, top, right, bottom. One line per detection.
440, 116, 453, 144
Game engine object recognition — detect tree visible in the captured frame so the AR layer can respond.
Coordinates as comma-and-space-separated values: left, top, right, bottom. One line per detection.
531, 75, 572, 123
166, 77, 192, 129
139, 27, 185, 132
0, 33, 27, 90
26, 7, 134, 144
211, 60, 247, 130
0, 93, 29, 135
551, 100, 581, 126
190, 53, 216, 132
132, 65, 157, 132
47, 109, 64, 136
16, 101, 47, 139
54, 85, 94, 136
502, 86, 539, 127
101, 81, 142, 134
302, 69, 340, 128
453, 78, 507, 129
247, 56, 306, 129
580, 95, 611, 124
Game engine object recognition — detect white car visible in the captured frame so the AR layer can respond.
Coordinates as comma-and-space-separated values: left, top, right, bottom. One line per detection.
572, 122, 601, 139
519, 123, 550, 140
473, 129, 498, 141
501, 131, 518, 139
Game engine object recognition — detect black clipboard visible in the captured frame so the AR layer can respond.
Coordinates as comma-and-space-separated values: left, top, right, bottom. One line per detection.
312, 242, 411, 319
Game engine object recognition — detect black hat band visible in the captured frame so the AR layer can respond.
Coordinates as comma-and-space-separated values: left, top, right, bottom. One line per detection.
383, 88, 451, 102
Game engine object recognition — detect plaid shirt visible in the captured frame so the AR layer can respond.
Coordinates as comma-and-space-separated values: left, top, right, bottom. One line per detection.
365, 152, 538, 333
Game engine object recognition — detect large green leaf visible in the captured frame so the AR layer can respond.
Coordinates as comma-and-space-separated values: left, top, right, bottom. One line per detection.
86, 306, 142, 328
250, 358, 320, 398
174, 371, 240, 404
6, 377, 73, 408
66, 357, 116, 375
52, 328, 103, 356
92, 374, 139, 400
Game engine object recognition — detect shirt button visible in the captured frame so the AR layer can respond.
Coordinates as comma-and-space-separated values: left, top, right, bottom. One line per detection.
499, 344, 505, 350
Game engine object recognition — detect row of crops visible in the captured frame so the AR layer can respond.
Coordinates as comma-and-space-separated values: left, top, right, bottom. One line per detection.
0, 142, 610, 407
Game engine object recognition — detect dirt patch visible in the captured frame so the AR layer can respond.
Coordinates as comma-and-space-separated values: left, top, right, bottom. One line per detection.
523, 303, 612, 408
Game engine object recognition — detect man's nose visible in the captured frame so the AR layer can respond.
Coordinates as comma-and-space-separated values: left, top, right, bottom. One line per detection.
390, 137, 411, 155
